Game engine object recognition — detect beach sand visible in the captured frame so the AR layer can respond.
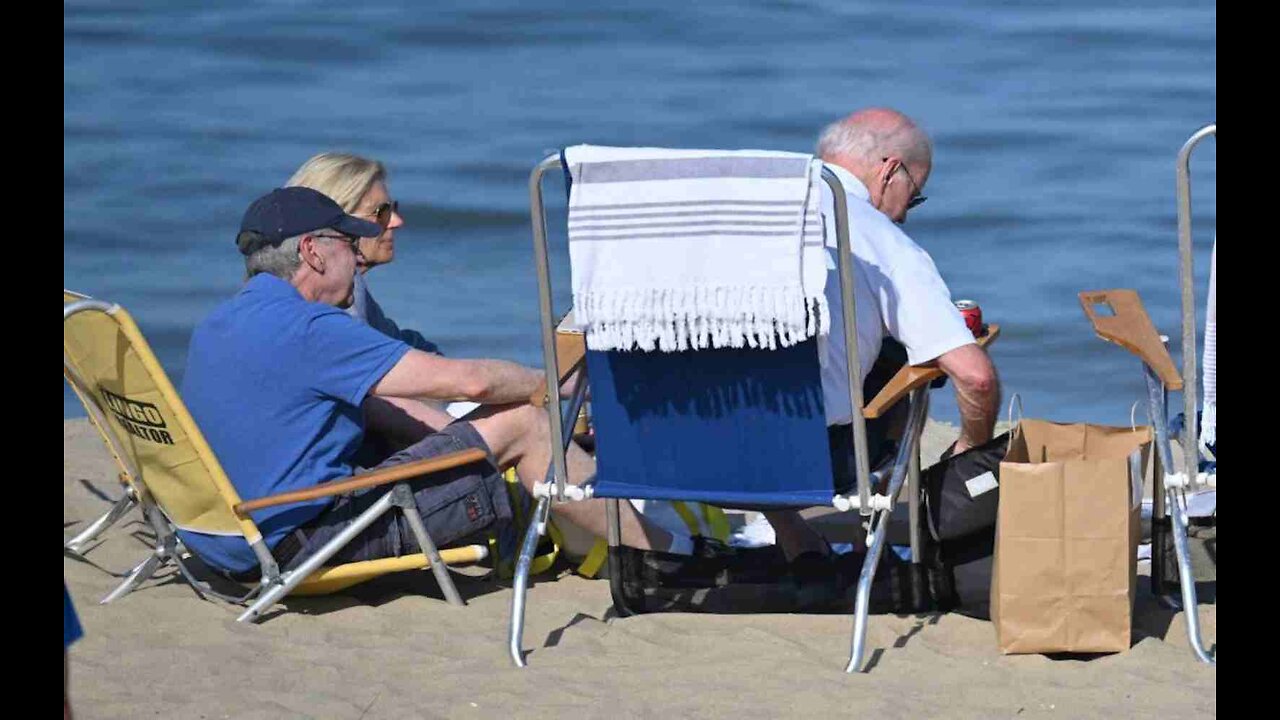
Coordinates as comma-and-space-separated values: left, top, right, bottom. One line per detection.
64, 417, 1215, 719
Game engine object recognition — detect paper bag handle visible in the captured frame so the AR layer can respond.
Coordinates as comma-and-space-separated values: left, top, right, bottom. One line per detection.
1006, 392, 1024, 429
1129, 400, 1149, 432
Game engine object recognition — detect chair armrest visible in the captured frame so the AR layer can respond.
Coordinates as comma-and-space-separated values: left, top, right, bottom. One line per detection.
1078, 290, 1182, 389
233, 448, 489, 518
863, 324, 1001, 419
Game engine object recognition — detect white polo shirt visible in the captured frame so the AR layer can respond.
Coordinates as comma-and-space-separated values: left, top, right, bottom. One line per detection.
818, 164, 974, 426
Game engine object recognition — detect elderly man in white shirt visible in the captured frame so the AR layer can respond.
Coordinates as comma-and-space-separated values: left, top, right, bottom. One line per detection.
763, 107, 1001, 565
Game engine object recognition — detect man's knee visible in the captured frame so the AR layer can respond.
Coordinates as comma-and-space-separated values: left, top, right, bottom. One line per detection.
468, 403, 548, 461
505, 403, 547, 442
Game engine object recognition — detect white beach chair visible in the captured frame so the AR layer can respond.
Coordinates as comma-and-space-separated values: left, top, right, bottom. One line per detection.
1078, 122, 1216, 665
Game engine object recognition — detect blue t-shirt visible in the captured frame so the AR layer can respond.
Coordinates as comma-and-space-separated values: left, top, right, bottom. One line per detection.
64, 582, 83, 650
177, 274, 410, 573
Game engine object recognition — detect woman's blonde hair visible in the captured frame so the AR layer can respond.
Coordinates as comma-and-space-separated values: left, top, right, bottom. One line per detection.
285, 152, 386, 213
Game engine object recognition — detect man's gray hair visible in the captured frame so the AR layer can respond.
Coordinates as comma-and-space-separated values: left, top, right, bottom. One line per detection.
241, 232, 305, 280
815, 116, 932, 166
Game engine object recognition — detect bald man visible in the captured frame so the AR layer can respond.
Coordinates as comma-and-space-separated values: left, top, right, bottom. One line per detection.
818, 107, 999, 463
763, 108, 1001, 563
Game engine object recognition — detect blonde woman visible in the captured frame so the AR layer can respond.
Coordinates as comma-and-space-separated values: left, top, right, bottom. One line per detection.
287, 153, 449, 457
286, 152, 440, 354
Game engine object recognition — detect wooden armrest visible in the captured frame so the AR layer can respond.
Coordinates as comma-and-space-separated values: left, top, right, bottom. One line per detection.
1078, 289, 1182, 389
233, 448, 489, 517
863, 324, 1002, 419
530, 328, 588, 407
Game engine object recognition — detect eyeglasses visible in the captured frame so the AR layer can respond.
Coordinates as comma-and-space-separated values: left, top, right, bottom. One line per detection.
311, 233, 361, 254
363, 200, 399, 228
882, 157, 928, 210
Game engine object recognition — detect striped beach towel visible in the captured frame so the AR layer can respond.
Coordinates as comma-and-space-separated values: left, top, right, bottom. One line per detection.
564, 145, 828, 352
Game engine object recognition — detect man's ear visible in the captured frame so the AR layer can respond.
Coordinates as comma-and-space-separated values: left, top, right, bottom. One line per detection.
868, 158, 893, 209
298, 234, 324, 272
877, 156, 900, 186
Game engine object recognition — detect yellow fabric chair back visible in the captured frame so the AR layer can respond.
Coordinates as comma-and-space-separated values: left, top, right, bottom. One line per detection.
63, 296, 262, 542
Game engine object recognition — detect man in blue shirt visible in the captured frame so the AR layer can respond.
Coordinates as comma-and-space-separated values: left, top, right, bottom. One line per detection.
180, 187, 686, 578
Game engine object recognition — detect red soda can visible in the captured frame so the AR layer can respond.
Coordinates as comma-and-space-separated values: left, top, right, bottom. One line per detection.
954, 299, 983, 338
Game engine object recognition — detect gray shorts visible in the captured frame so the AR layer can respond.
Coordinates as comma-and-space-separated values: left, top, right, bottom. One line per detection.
280, 421, 513, 573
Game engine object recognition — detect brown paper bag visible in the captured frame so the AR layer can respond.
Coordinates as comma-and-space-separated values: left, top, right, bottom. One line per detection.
991, 419, 1151, 654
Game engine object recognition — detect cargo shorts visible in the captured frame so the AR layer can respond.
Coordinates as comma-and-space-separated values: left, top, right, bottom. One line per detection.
278, 421, 513, 573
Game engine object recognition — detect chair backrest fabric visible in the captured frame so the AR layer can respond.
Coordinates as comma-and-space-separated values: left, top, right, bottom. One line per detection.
63, 298, 259, 540
586, 338, 835, 507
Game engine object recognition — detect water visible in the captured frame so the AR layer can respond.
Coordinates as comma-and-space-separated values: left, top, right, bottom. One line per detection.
64, 0, 1216, 428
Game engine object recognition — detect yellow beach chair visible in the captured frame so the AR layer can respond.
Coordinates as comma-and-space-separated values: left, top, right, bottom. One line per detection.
64, 289, 149, 557
64, 292, 489, 621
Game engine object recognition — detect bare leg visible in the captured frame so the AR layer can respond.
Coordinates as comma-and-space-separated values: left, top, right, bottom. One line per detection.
763, 510, 831, 561
466, 404, 675, 552
555, 440, 675, 551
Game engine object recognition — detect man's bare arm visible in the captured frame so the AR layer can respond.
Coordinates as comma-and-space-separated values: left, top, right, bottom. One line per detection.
371, 349, 543, 405
936, 343, 1000, 453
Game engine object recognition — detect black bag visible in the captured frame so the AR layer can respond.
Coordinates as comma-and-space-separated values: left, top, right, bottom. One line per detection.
921, 431, 1009, 555
607, 541, 957, 616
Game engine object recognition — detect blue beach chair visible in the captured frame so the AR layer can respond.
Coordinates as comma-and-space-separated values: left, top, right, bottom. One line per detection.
507, 150, 948, 673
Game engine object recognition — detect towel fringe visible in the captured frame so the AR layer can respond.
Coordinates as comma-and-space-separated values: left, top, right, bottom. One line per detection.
577, 286, 829, 352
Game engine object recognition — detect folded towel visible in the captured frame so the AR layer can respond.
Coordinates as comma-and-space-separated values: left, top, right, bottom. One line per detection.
1200, 238, 1216, 447
564, 145, 828, 352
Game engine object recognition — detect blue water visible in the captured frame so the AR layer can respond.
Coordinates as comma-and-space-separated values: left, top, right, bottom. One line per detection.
64, 0, 1216, 427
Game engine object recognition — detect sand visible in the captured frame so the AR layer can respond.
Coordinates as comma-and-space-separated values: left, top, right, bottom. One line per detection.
63, 417, 1215, 719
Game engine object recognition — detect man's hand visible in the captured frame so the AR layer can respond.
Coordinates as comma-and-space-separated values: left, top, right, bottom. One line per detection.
936, 343, 1000, 454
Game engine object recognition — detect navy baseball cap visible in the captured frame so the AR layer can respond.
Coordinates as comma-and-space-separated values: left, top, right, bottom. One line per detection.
236, 186, 384, 255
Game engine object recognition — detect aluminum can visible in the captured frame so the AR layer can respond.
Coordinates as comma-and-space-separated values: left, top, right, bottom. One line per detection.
954, 299, 983, 338
574, 402, 592, 436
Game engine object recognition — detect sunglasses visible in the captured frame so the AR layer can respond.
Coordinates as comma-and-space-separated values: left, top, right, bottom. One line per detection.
882, 157, 928, 210
365, 200, 399, 229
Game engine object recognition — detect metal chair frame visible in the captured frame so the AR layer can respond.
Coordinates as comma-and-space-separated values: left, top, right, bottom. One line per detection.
508, 153, 934, 672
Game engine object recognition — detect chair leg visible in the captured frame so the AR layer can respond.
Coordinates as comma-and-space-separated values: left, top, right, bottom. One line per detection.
99, 499, 180, 604
393, 484, 465, 607
1140, 358, 1214, 664
846, 509, 890, 673
236, 578, 290, 623
100, 546, 165, 604
65, 492, 138, 555
509, 495, 550, 668
604, 498, 638, 617
906, 447, 927, 611
1148, 446, 1178, 605
239, 493, 400, 622
1167, 487, 1215, 665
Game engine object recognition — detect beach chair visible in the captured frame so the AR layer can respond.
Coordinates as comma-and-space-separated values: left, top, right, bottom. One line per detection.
1077, 123, 1215, 665
506, 148, 997, 672
63, 294, 490, 619
64, 289, 150, 558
